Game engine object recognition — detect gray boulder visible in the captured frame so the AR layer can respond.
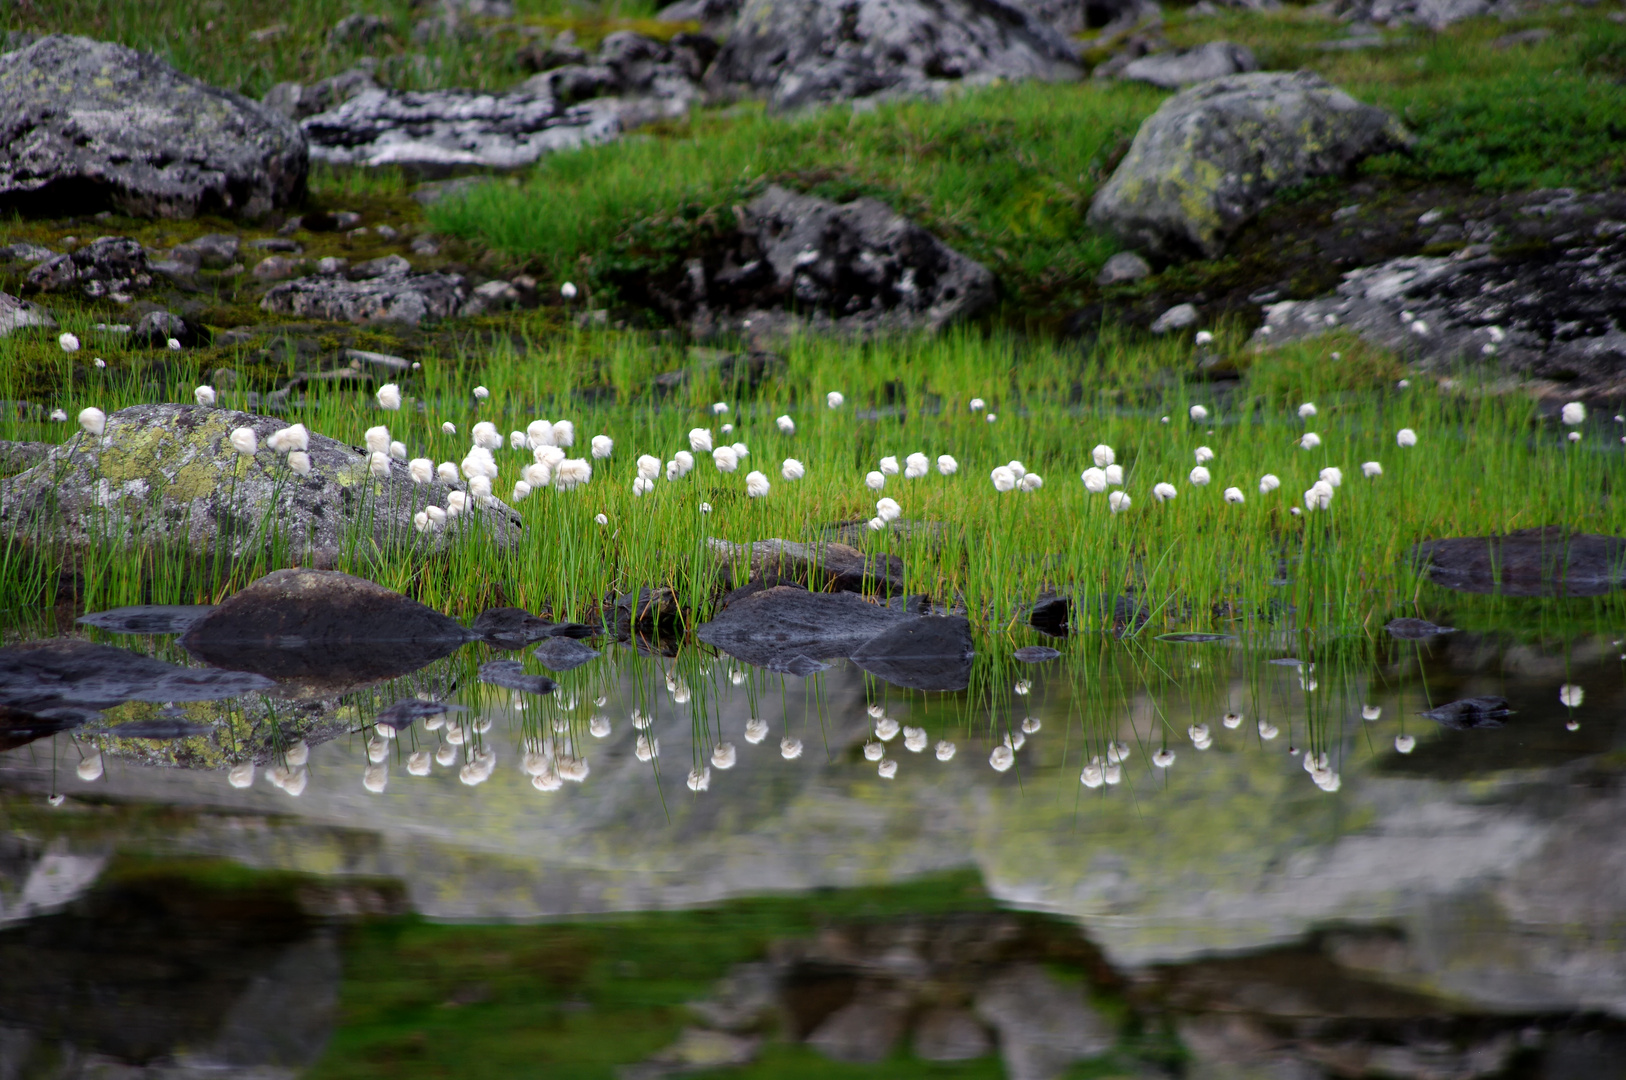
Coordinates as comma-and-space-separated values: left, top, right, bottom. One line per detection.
1119, 41, 1257, 88
260, 270, 470, 327
706, 0, 1081, 111
1087, 71, 1411, 259
974, 964, 1114, 1080
0, 404, 519, 568
25, 237, 154, 300
648, 184, 995, 333
1095, 250, 1151, 285
262, 63, 381, 122
0, 35, 307, 219
0, 291, 55, 337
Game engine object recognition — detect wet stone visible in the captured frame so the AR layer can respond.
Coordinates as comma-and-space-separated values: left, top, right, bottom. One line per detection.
1384, 617, 1456, 640
78, 605, 218, 635
478, 660, 558, 696
697, 586, 908, 667
1423, 696, 1512, 730
709, 537, 906, 596
1411, 528, 1626, 597
533, 637, 601, 672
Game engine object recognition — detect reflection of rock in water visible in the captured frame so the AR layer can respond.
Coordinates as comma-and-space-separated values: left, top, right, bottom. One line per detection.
1411, 528, 1626, 597
76, 604, 217, 635
1383, 616, 1455, 640
0, 865, 337, 1073
182, 568, 473, 694
1422, 695, 1512, 729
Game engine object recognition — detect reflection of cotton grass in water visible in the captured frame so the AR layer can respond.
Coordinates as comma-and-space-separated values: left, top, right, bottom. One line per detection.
744, 719, 769, 744
363, 763, 388, 792
1014, 680, 1031, 696
687, 767, 711, 791
407, 751, 432, 776
1559, 684, 1583, 707
461, 750, 497, 786
636, 734, 658, 761
864, 741, 884, 761
1103, 762, 1122, 785
1152, 748, 1175, 768
1257, 721, 1279, 740
1021, 716, 1041, 734
228, 762, 255, 788
1395, 734, 1416, 753
435, 744, 458, 767
1189, 724, 1211, 749
76, 751, 103, 781
989, 745, 1014, 772
711, 743, 737, 770
902, 726, 927, 752
267, 765, 307, 796
589, 716, 612, 738
367, 738, 389, 763
878, 759, 898, 779
1223, 712, 1243, 729
874, 715, 900, 740
780, 737, 803, 760
1362, 705, 1381, 720
935, 740, 956, 761
1081, 762, 1103, 788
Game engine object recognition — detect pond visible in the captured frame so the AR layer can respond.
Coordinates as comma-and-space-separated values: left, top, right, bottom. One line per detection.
1, 577, 1622, 1079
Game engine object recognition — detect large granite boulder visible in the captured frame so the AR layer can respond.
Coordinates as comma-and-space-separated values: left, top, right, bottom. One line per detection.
0, 404, 519, 567
1087, 71, 1410, 259
0, 35, 307, 219
706, 0, 1081, 111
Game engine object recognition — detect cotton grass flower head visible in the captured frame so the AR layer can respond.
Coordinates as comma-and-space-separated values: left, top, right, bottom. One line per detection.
1092, 444, 1115, 468
59, 332, 80, 352
730, 441, 748, 459
1299, 432, 1321, 450
985, 413, 997, 423
472, 422, 502, 450
1223, 486, 1245, 504
467, 474, 493, 500
1561, 402, 1586, 425
555, 459, 592, 490
588, 434, 613, 460
1319, 466, 1343, 487
879, 455, 900, 475
78, 407, 106, 437
673, 450, 695, 475
1189, 404, 1209, 423
1298, 402, 1317, 419
1362, 461, 1383, 478
194, 385, 217, 406
473, 385, 490, 400
1104, 464, 1123, 486
1082, 467, 1107, 493
969, 397, 986, 411
446, 490, 469, 515
865, 470, 886, 490
713, 446, 740, 473
441, 421, 457, 436
364, 426, 390, 454
1018, 472, 1043, 492
510, 430, 528, 451
376, 383, 402, 410
552, 421, 574, 447
1303, 480, 1334, 511
876, 497, 902, 522
229, 427, 257, 456
1194, 446, 1214, 465
632, 476, 654, 496
1397, 427, 1418, 447
937, 454, 958, 475
1108, 490, 1132, 513
267, 424, 309, 453
745, 470, 770, 497
527, 420, 554, 447
781, 458, 805, 481
50, 409, 66, 422
711, 401, 729, 416
1559, 684, 1584, 708
1189, 466, 1211, 487
989, 745, 1015, 772
389, 440, 407, 462
1153, 482, 1177, 502
775, 414, 796, 435
636, 454, 661, 481
781, 736, 803, 760
1259, 474, 1281, 494
904, 452, 929, 478
560, 281, 578, 299
991, 466, 1017, 492
867, 517, 887, 531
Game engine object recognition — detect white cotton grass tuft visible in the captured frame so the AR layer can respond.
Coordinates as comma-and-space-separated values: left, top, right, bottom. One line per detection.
713, 446, 740, 473
1223, 486, 1245, 504
673, 450, 695, 475
776, 414, 796, 435
1105, 463, 1124, 486
229, 426, 257, 456
1319, 466, 1343, 487
879, 455, 900, 475
632, 476, 655, 496
636, 454, 661, 481
781, 458, 805, 481
527, 420, 555, 447
1362, 460, 1383, 478
1189, 466, 1211, 487
364, 426, 391, 454
554, 459, 592, 490
561, 281, 578, 299
865, 470, 886, 490
510, 430, 528, 451
1259, 473, 1281, 494
827, 391, 844, 409
50, 409, 66, 422
781, 736, 804, 760
281, 451, 310, 476
937, 454, 958, 475
376, 383, 402, 410
969, 397, 986, 411
1018, 473, 1043, 492
712, 401, 729, 415
1194, 446, 1214, 465
552, 421, 575, 447
986, 413, 997, 423
1082, 467, 1107, 493
991, 466, 1017, 492
473, 385, 490, 400
730, 441, 748, 459
78, 407, 106, 437
1559, 684, 1584, 708
989, 745, 1015, 772
904, 452, 930, 478
266, 424, 309, 453
1561, 401, 1586, 425
472, 422, 502, 450
1195, 330, 1213, 346
745, 470, 770, 497
1298, 402, 1317, 419
407, 458, 434, 484
1189, 404, 1210, 422
1395, 734, 1416, 753
590, 434, 613, 459
389, 440, 408, 462
1303, 480, 1334, 511
876, 497, 902, 522
1397, 427, 1418, 447
59, 332, 80, 352
1108, 490, 1132, 513
1092, 444, 1115, 468
446, 490, 469, 515
1153, 482, 1177, 502
1299, 432, 1322, 450
194, 385, 217, 406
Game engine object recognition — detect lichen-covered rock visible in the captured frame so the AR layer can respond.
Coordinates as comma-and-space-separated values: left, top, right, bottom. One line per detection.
1087, 71, 1411, 259
259, 270, 470, 327
0, 35, 307, 219
25, 237, 153, 300
0, 403, 519, 567
1119, 41, 1257, 88
0, 290, 55, 336
706, 0, 1081, 110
